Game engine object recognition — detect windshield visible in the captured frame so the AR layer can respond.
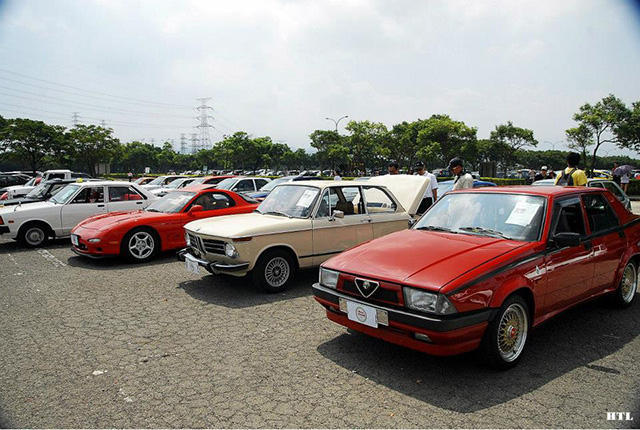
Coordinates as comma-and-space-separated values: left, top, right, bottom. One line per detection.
50, 184, 81, 204
166, 178, 189, 189
25, 177, 38, 187
215, 178, 237, 190
146, 176, 165, 186
260, 177, 289, 192
146, 191, 195, 213
256, 185, 319, 218
414, 193, 546, 242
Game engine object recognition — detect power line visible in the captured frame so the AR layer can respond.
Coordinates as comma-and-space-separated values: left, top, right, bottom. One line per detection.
0, 67, 192, 108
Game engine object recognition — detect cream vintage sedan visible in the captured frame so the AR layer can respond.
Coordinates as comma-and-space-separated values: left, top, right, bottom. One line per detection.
178, 175, 428, 292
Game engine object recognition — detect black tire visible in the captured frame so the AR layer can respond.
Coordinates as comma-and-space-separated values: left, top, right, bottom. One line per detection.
611, 260, 637, 308
18, 222, 50, 248
121, 227, 159, 263
252, 249, 296, 293
479, 294, 530, 370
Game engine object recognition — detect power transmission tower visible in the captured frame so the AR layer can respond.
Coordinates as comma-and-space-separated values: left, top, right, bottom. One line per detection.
180, 133, 188, 154
72, 112, 80, 126
195, 97, 214, 151
190, 133, 199, 154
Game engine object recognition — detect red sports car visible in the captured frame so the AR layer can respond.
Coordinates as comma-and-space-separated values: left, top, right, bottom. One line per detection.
312, 186, 639, 368
71, 185, 258, 262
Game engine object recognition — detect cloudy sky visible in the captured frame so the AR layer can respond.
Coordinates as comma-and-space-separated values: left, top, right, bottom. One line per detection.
1, 0, 639, 156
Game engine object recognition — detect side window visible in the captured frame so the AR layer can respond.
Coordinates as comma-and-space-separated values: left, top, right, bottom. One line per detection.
363, 186, 397, 214
109, 186, 143, 201
582, 194, 619, 233
601, 182, 624, 200
331, 187, 364, 215
589, 182, 605, 189
234, 180, 254, 192
191, 192, 235, 211
49, 173, 65, 180
71, 186, 105, 204
552, 202, 585, 236
316, 189, 331, 218
49, 183, 67, 197
254, 179, 269, 189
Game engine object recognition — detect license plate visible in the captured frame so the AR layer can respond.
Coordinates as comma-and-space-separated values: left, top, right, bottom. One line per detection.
185, 254, 200, 275
340, 298, 388, 328
71, 235, 79, 246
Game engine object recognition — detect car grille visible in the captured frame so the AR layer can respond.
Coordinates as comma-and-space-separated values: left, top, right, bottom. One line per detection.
188, 233, 225, 255
340, 278, 401, 306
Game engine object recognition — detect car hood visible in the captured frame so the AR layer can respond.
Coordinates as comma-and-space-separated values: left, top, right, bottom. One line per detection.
361, 174, 429, 216
185, 212, 310, 238
325, 229, 526, 292
0, 200, 56, 216
74, 210, 168, 231
0, 197, 41, 207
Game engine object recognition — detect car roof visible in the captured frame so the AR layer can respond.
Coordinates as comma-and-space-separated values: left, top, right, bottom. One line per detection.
453, 185, 605, 197
180, 184, 228, 193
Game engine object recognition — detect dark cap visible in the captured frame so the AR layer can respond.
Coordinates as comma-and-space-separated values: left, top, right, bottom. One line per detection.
414, 161, 425, 169
448, 157, 463, 169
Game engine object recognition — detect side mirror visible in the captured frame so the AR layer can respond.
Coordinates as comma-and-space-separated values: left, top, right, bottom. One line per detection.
329, 211, 344, 220
188, 205, 203, 216
551, 232, 581, 248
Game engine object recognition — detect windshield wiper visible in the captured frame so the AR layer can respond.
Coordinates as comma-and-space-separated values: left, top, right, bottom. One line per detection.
415, 225, 456, 233
146, 208, 161, 213
458, 226, 511, 239
263, 210, 291, 218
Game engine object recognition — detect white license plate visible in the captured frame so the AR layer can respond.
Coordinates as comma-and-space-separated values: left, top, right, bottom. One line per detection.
185, 254, 200, 275
341, 298, 387, 328
71, 235, 79, 246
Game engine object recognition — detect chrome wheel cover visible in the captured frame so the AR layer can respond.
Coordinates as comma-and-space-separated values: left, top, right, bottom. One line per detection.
621, 263, 637, 303
25, 227, 45, 246
264, 257, 290, 288
497, 302, 528, 362
128, 231, 155, 260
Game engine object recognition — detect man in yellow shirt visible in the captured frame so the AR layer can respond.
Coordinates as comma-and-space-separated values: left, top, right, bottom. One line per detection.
555, 152, 588, 186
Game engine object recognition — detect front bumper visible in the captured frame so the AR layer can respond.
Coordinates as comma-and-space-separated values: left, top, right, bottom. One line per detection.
176, 248, 249, 274
70, 233, 120, 258
312, 283, 495, 356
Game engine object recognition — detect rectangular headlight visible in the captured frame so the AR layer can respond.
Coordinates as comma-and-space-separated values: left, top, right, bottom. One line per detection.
403, 287, 457, 315
319, 267, 339, 289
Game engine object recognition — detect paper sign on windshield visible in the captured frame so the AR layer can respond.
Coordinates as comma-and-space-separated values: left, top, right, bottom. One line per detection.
296, 189, 318, 207
505, 201, 539, 226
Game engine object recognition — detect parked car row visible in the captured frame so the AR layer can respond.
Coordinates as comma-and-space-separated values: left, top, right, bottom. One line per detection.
0, 173, 637, 370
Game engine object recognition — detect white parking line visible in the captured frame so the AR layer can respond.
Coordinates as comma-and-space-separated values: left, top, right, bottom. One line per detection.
36, 249, 67, 268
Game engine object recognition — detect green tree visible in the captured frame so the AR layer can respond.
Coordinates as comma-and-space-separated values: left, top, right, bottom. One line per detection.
490, 121, 537, 170
309, 129, 349, 170
615, 101, 640, 152
66, 124, 120, 176
566, 125, 592, 167
0, 118, 67, 174
345, 120, 388, 173
566, 94, 630, 172
416, 115, 477, 168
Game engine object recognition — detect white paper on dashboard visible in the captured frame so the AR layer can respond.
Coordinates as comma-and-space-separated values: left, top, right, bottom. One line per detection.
505, 201, 539, 226
296, 189, 318, 207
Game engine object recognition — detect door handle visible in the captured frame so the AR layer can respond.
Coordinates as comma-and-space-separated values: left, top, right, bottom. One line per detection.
136, 201, 143, 204
97, 204, 105, 208
360, 218, 371, 223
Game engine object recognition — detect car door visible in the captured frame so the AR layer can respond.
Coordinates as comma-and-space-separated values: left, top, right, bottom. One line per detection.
107, 185, 146, 212
232, 179, 255, 193
60, 185, 107, 235
362, 185, 408, 237
581, 193, 626, 294
311, 186, 373, 266
542, 197, 594, 312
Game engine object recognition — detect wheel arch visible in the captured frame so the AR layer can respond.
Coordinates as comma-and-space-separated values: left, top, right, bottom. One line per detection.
254, 244, 299, 270
121, 225, 162, 251
18, 219, 55, 239
489, 284, 535, 323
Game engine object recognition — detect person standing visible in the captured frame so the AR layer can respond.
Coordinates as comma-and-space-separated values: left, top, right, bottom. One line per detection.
127, 171, 133, 182
414, 161, 438, 213
534, 166, 549, 182
620, 170, 630, 193
612, 162, 621, 185
555, 152, 587, 186
333, 169, 342, 181
387, 162, 399, 175
449, 157, 473, 190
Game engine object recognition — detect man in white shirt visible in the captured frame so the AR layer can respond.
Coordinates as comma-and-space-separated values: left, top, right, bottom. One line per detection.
414, 162, 438, 214
333, 169, 342, 181
449, 157, 474, 190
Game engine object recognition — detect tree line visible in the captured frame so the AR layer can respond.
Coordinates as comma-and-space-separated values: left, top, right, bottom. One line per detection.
1, 94, 638, 176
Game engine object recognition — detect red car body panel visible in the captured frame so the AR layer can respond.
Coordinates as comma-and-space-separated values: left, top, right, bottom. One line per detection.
312, 186, 640, 356
71, 186, 258, 257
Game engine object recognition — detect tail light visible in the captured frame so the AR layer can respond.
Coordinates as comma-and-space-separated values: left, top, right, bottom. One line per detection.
0, 216, 4, 225
0, 192, 8, 200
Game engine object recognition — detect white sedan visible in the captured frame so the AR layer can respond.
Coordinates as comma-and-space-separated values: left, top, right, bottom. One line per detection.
0, 181, 157, 247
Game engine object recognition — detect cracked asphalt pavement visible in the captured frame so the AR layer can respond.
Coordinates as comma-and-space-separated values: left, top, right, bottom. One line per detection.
0, 236, 638, 428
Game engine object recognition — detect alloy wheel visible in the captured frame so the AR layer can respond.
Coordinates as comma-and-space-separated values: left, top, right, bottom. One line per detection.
128, 231, 155, 260
497, 303, 528, 362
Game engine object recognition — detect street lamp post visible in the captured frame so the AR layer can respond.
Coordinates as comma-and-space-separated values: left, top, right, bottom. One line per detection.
325, 115, 348, 132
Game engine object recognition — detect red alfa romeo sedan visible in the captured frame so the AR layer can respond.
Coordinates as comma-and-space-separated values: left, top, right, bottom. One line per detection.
70, 185, 258, 262
312, 186, 639, 368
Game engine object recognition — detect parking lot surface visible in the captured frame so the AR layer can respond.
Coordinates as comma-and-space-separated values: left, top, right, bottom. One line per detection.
0, 236, 639, 428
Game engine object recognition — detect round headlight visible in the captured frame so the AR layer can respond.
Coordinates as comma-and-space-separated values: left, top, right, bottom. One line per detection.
225, 242, 238, 258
